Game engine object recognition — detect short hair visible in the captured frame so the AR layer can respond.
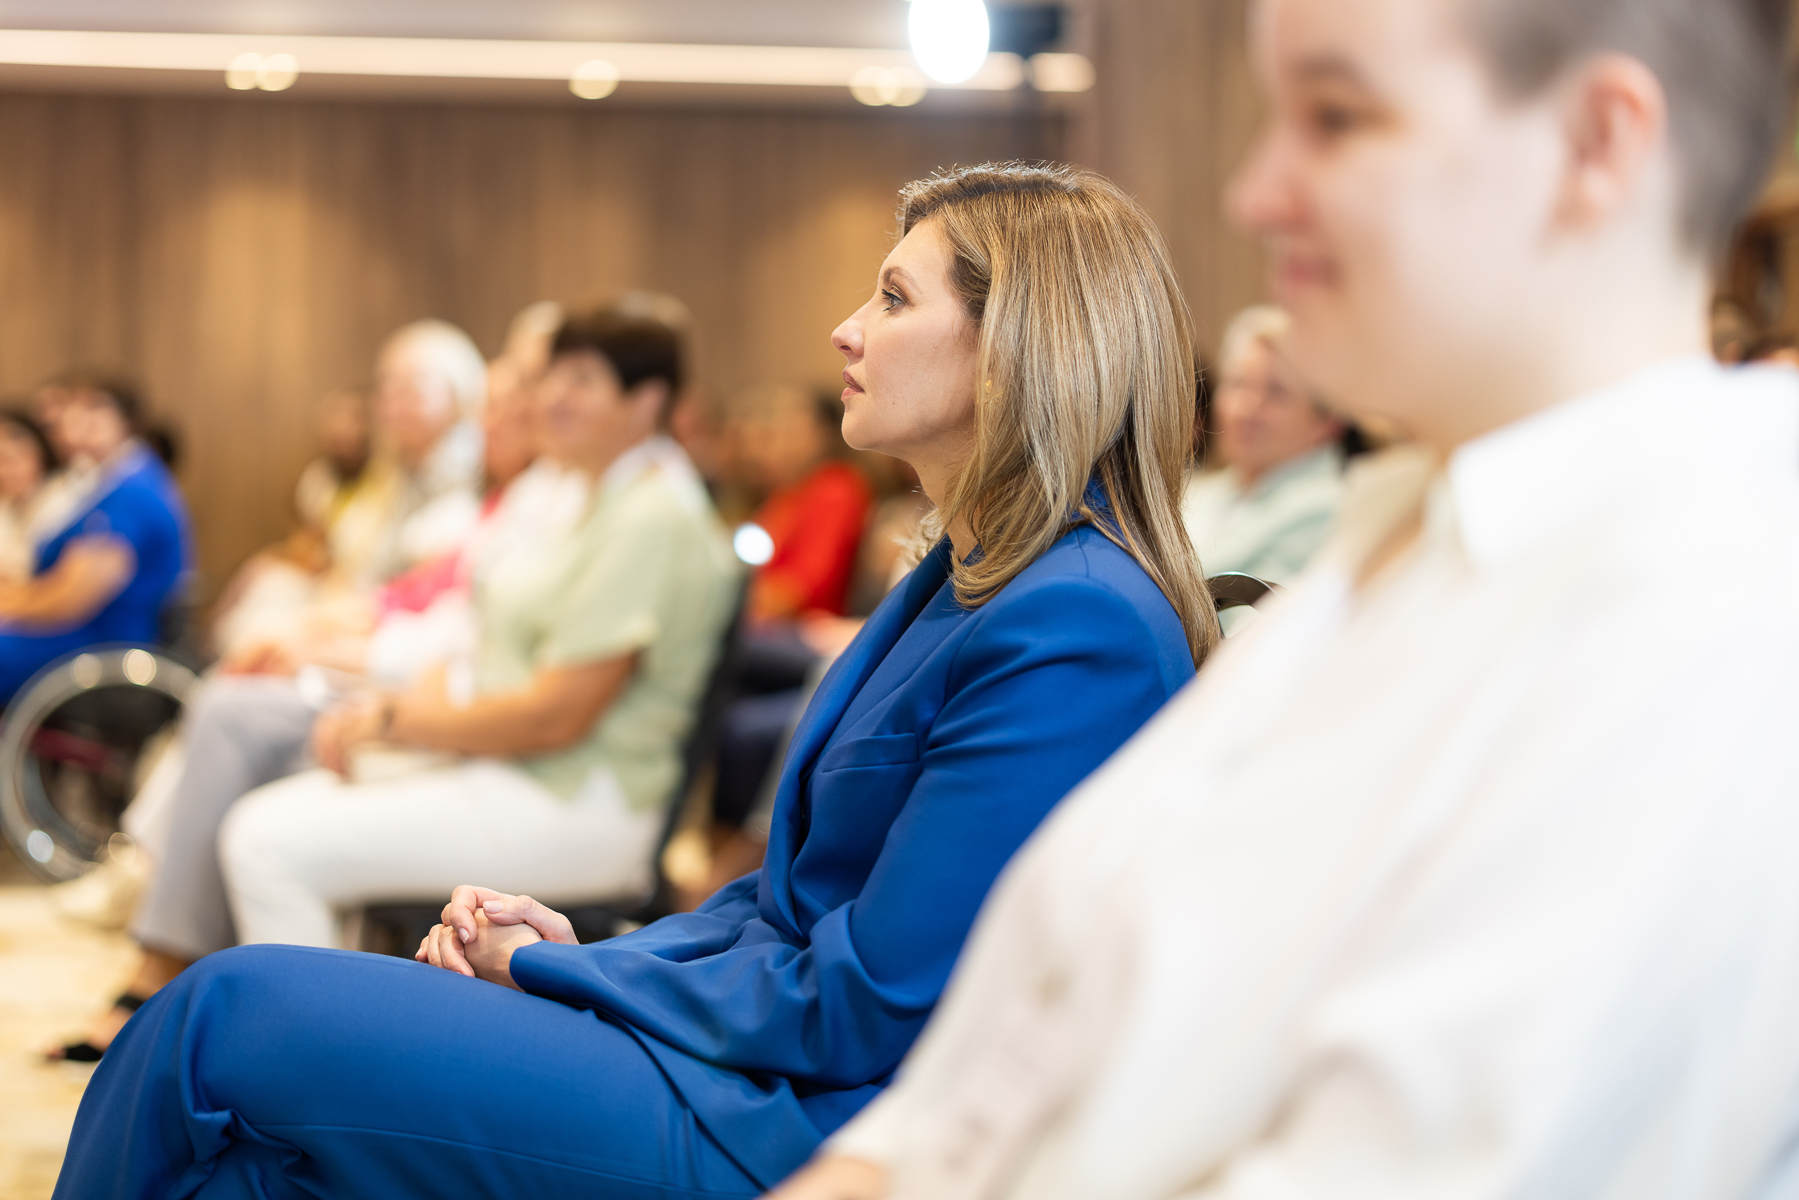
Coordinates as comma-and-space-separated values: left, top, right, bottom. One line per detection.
550, 306, 686, 421
57, 372, 146, 435
380, 320, 488, 417
1463, 0, 1793, 258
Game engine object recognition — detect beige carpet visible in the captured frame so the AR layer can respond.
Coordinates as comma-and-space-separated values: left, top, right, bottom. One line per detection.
0, 884, 135, 1200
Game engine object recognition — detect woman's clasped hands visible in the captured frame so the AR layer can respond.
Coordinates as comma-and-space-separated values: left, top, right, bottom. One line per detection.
416, 885, 580, 991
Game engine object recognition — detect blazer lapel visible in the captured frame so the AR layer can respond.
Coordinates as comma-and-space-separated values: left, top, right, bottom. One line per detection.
758, 540, 953, 931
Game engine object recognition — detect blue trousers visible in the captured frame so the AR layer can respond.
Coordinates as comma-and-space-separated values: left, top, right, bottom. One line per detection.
54, 946, 767, 1200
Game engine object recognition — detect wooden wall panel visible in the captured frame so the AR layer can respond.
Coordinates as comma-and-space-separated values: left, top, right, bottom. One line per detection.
0, 94, 1053, 590
1075, 0, 1270, 356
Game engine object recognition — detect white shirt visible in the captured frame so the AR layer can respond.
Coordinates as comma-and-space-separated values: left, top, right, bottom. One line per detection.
1181, 444, 1345, 584
829, 357, 1799, 1200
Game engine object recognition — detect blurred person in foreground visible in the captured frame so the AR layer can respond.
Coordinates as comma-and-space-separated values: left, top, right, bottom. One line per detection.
211, 319, 485, 655
1744, 329, 1799, 369
0, 377, 189, 703
55, 162, 1207, 1200
43, 356, 551, 1063
1181, 304, 1347, 583
777, 0, 1799, 1197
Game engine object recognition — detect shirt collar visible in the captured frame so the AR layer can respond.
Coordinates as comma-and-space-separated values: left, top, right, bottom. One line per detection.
1442, 355, 1799, 572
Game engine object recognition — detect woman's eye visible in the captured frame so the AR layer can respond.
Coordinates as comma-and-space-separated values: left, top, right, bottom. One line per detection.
1309, 102, 1366, 138
880, 289, 904, 311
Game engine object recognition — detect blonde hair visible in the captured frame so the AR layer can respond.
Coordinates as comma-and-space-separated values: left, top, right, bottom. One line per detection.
898, 162, 1217, 663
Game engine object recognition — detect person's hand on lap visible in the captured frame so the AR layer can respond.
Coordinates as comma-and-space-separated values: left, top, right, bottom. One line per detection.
310, 694, 391, 776
417, 885, 578, 983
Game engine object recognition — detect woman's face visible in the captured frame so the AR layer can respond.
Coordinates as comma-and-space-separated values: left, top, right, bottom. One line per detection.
59, 392, 131, 463
1215, 338, 1341, 480
373, 342, 459, 465
534, 350, 660, 473
481, 361, 540, 488
0, 425, 45, 501
832, 218, 979, 489
1228, 0, 1574, 445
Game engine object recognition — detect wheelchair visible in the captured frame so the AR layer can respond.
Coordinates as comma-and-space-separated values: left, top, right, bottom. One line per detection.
0, 632, 202, 884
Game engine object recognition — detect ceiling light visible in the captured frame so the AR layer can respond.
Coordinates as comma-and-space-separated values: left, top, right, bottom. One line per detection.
570, 59, 618, 99
909, 0, 990, 85
224, 51, 259, 90
223, 50, 297, 91
1027, 52, 1093, 93
258, 53, 298, 91
0, 30, 1028, 94
850, 66, 927, 107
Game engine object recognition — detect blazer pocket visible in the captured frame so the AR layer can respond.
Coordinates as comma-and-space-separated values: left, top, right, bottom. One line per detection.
816, 731, 921, 773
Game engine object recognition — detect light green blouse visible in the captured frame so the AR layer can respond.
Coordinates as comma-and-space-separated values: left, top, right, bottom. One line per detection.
473, 445, 740, 812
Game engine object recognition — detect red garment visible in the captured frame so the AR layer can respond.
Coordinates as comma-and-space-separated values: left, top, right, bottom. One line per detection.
375, 488, 506, 617
748, 460, 873, 619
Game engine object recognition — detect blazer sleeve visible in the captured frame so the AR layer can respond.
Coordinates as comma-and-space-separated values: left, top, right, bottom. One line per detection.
508, 572, 1190, 1086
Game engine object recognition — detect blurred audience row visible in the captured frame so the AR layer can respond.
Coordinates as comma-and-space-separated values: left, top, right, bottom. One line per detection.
35, 283, 1799, 1060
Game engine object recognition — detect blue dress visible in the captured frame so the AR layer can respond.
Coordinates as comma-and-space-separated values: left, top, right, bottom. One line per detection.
0, 444, 191, 701
56, 520, 1195, 1200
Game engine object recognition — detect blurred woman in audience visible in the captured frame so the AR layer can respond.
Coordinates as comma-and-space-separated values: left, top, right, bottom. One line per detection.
212, 319, 485, 654
60, 162, 1210, 1199
736, 384, 873, 621
46, 354, 551, 1063
1181, 304, 1348, 583
0, 410, 63, 580
0, 377, 189, 702
290, 387, 374, 561
212, 307, 738, 948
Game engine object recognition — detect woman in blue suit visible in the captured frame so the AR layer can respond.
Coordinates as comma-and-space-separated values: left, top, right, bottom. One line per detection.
0, 377, 189, 703
56, 164, 1216, 1200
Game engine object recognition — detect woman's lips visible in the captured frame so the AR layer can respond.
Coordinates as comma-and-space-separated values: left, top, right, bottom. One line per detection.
841, 371, 865, 399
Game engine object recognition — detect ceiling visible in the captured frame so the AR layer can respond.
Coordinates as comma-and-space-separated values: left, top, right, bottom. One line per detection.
0, 1, 1084, 109
0, 2, 923, 48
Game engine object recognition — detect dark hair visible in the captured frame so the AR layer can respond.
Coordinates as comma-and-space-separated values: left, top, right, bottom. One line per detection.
143, 424, 181, 469
550, 307, 685, 425
1464, 0, 1792, 258
57, 372, 147, 435
0, 409, 58, 474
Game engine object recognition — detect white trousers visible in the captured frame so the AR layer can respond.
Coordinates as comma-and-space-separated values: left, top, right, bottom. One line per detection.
218, 759, 660, 949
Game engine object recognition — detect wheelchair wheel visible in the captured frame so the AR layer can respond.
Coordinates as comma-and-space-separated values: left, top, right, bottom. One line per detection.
0, 646, 199, 882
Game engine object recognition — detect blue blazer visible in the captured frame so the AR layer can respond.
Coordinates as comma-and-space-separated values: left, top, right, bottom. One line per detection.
511, 521, 1195, 1187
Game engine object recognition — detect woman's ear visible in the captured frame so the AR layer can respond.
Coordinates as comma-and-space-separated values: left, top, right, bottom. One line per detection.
1552, 53, 1669, 237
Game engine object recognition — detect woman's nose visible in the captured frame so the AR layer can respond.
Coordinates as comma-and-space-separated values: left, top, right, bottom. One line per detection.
831, 310, 863, 360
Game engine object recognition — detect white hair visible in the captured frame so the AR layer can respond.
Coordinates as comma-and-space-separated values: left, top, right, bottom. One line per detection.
1218, 305, 1292, 377
381, 319, 488, 416
614, 291, 693, 334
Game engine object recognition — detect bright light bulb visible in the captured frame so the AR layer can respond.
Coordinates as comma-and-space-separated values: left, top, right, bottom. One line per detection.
909, 0, 990, 85
570, 59, 619, 100
225, 52, 261, 90
850, 65, 928, 107
258, 53, 298, 91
